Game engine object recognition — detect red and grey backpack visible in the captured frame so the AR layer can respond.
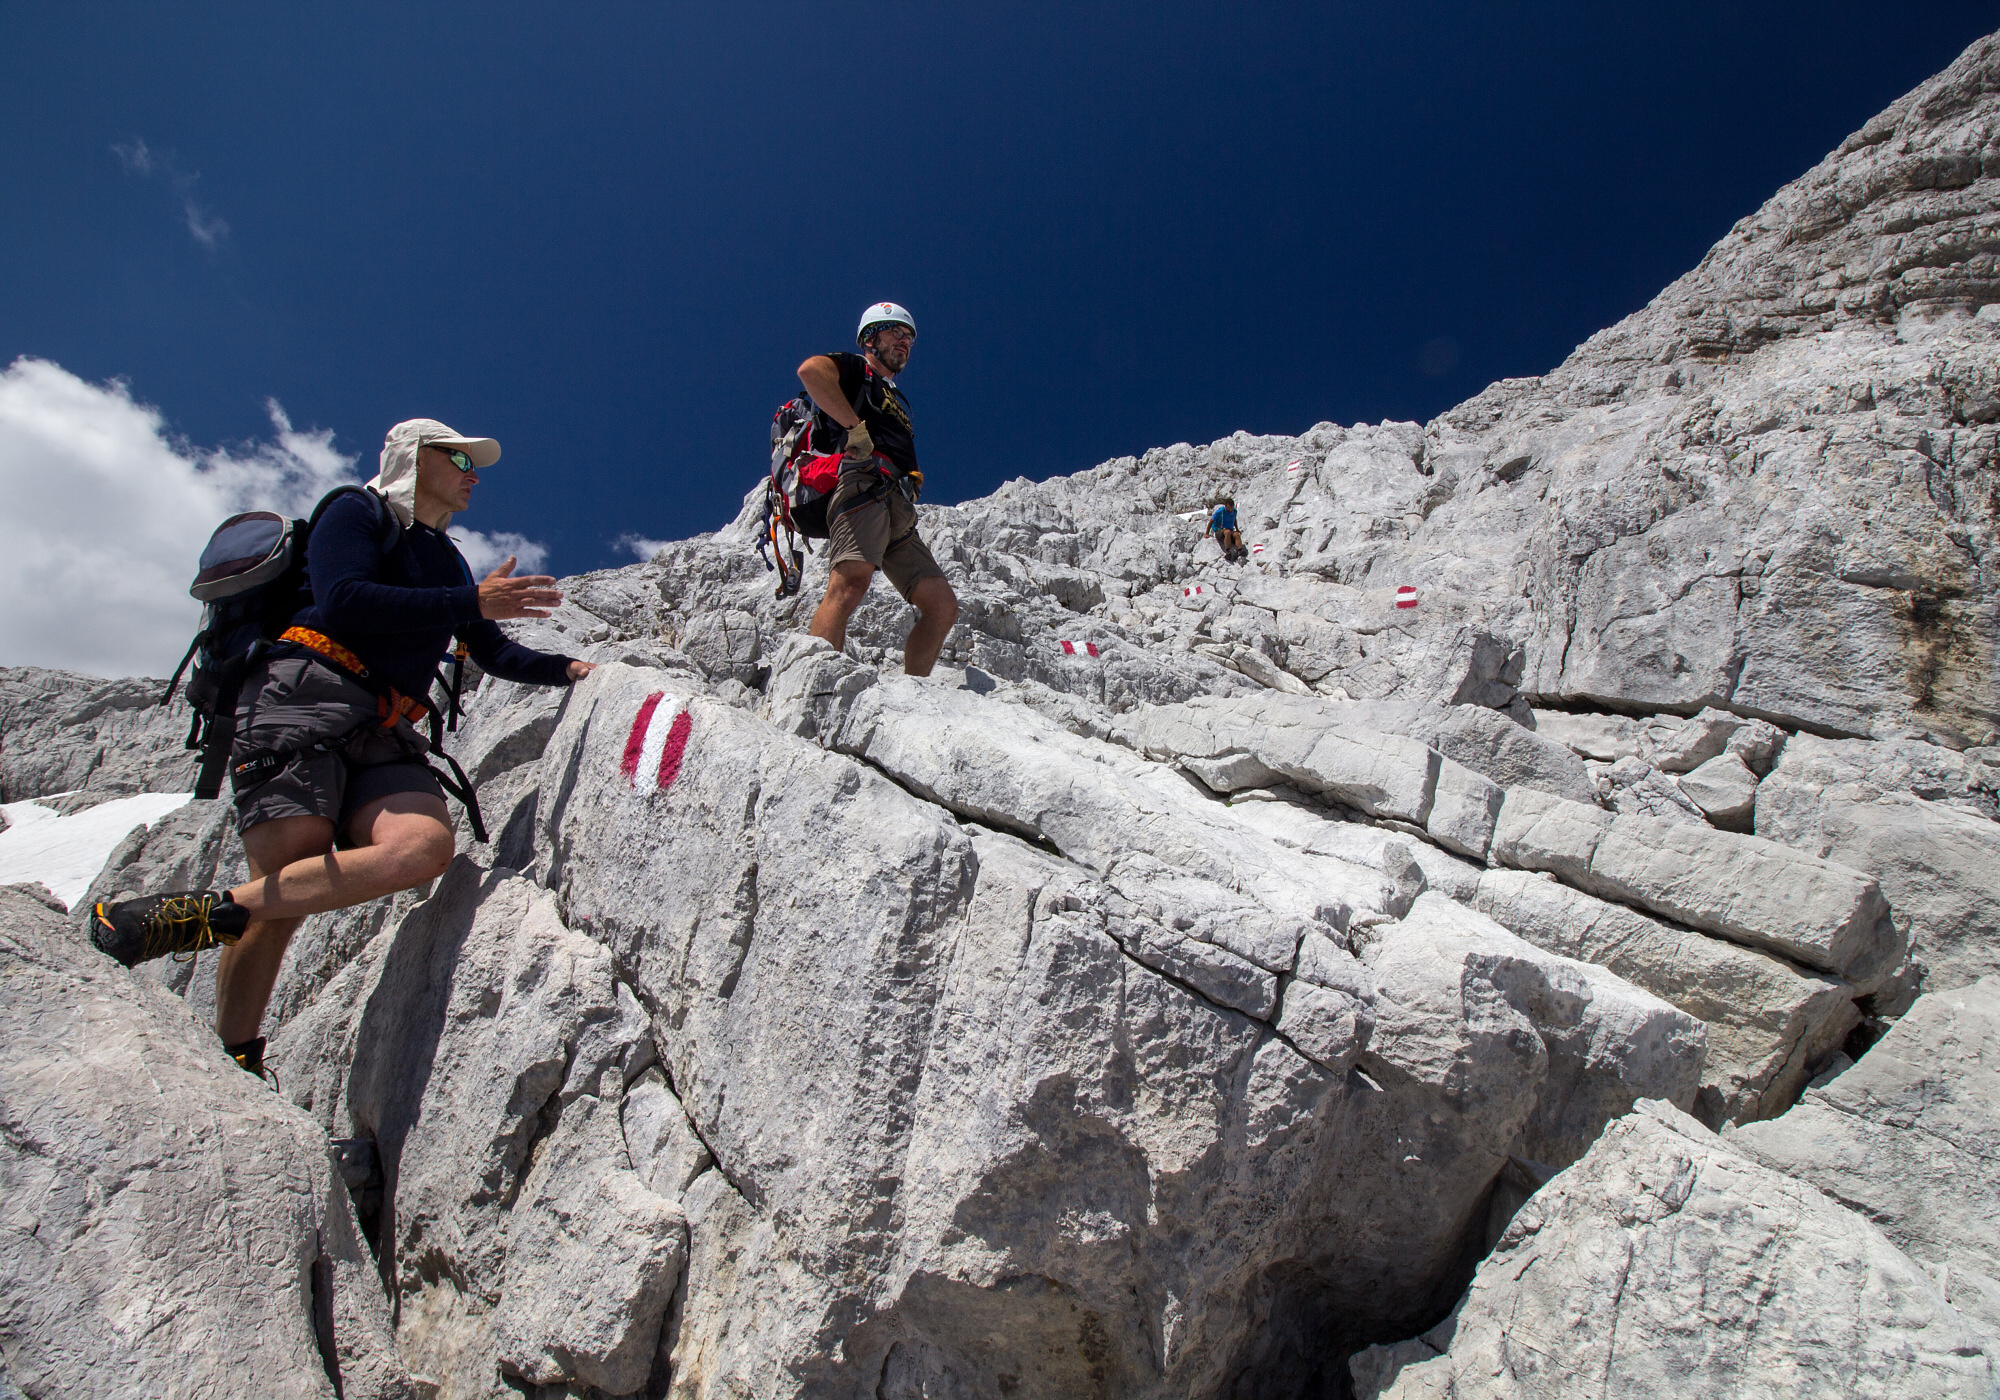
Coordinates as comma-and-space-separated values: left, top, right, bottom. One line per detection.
757, 371, 876, 597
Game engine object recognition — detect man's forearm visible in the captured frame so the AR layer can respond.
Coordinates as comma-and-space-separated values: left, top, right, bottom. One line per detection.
798, 358, 860, 428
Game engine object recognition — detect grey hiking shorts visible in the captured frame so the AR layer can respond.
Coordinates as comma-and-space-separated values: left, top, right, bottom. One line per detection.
230, 654, 443, 838
825, 461, 946, 603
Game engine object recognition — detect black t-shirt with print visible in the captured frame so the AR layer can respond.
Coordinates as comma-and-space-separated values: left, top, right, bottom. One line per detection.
819, 350, 918, 476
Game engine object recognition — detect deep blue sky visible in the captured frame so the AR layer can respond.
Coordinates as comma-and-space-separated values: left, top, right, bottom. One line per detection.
6, 4, 1996, 574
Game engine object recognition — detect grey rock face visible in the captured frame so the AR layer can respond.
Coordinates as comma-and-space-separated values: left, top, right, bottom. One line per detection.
1472, 870, 1857, 1126
1425, 758, 1504, 861
1355, 1100, 1995, 1399
1598, 754, 1710, 825
1732, 978, 2000, 1332
272, 861, 668, 1397
1361, 894, 1704, 1169
1677, 749, 1760, 829
1530, 708, 1643, 761
0, 886, 410, 1400
0, 665, 194, 801
514, 663, 1703, 1393
1490, 788, 1902, 984
9, 27, 2000, 1399
1110, 692, 1443, 823
494, 1091, 686, 1394
1757, 732, 2000, 999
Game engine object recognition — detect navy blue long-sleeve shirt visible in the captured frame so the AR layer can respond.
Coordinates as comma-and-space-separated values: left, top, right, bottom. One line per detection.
285, 491, 574, 700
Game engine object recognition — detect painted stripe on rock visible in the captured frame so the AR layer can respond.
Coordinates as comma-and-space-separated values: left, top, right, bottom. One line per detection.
623, 691, 693, 792
621, 692, 663, 781
656, 708, 693, 791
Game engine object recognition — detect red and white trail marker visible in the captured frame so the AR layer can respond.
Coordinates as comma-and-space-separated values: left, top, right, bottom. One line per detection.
1286, 458, 1304, 475
1395, 586, 1419, 609
1183, 584, 1205, 598
621, 691, 693, 793
1251, 542, 1266, 555
1059, 639, 1100, 657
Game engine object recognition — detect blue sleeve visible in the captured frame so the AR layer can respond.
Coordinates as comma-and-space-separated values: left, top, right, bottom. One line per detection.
459, 618, 576, 688
307, 494, 482, 635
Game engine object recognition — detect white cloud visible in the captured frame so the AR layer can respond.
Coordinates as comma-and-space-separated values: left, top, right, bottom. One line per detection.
110, 138, 156, 176
453, 529, 549, 578
112, 138, 229, 249
616, 533, 672, 562
0, 357, 550, 679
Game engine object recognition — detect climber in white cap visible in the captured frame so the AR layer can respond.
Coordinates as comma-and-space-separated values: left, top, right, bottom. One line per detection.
90, 418, 594, 1083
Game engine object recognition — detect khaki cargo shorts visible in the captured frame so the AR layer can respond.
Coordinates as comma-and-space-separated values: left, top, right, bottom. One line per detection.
825, 461, 946, 603
230, 654, 444, 837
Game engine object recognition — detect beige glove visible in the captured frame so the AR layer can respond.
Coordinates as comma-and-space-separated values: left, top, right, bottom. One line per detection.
843, 419, 875, 460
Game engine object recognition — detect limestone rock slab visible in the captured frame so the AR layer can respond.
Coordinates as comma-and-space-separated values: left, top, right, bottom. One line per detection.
1111, 693, 1442, 823
1530, 709, 1641, 762
1585, 814, 1899, 982
1679, 749, 1760, 827
1490, 790, 1900, 985
1758, 736, 2000, 996
1489, 788, 1614, 886
1365, 895, 1704, 1169
495, 1094, 687, 1394
1732, 977, 2000, 1332
1473, 870, 1857, 1125
805, 672, 1404, 936
1359, 1101, 1996, 1399
623, 1066, 714, 1201
0, 886, 409, 1400
271, 861, 656, 1396
525, 662, 1704, 1394
1425, 758, 1503, 862
1598, 754, 1709, 825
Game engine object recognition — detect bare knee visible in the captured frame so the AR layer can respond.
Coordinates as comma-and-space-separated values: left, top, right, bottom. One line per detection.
411, 826, 456, 883
916, 580, 958, 628
822, 564, 873, 611
380, 821, 455, 887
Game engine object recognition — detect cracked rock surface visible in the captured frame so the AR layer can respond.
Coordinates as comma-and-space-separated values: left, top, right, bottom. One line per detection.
1351, 1101, 1995, 1399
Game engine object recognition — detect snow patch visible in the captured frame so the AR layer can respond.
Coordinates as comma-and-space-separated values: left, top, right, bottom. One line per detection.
0, 793, 195, 910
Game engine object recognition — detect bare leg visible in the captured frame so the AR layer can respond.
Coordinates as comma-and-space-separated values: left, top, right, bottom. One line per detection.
216, 815, 329, 1045
214, 793, 454, 1044
902, 575, 960, 678
810, 560, 876, 653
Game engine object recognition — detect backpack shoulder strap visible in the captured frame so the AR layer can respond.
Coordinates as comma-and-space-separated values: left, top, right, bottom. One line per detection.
304, 483, 404, 551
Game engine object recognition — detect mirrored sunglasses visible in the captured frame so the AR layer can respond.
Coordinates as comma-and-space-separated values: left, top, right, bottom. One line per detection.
433, 447, 475, 473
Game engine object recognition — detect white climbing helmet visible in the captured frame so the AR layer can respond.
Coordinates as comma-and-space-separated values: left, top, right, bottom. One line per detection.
856, 302, 916, 346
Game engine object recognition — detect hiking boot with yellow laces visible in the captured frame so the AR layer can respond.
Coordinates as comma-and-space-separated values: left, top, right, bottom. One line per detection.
224, 1035, 273, 1083
88, 890, 250, 967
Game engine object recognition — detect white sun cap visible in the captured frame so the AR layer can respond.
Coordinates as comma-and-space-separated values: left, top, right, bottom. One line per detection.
368, 417, 502, 528
856, 302, 916, 345
399, 417, 501, 468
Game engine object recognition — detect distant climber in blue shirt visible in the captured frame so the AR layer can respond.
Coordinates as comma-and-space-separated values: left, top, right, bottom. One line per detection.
1206, 497, 1246, 562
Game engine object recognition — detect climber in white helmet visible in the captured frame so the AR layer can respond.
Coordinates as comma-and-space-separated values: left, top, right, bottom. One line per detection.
795, 302, 958, 675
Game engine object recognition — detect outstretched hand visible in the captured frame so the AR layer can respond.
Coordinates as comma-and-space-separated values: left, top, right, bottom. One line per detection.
478, 556, 563, 620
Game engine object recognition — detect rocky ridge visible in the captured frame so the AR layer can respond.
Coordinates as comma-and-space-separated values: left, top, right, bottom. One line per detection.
3, 29, 2000, 1400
